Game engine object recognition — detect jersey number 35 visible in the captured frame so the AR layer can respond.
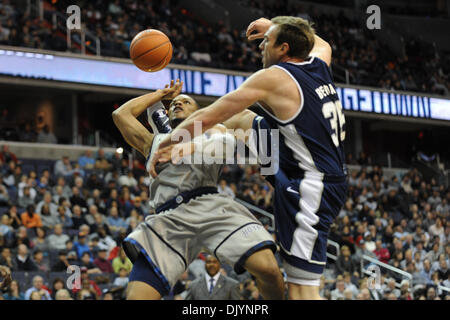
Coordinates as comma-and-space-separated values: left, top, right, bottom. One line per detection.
322, 100, 346, 148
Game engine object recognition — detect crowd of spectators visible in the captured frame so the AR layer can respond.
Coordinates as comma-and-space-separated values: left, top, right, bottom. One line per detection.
0, 0, 449, 96
0, 143, 448, 300
240, 0, 450, 96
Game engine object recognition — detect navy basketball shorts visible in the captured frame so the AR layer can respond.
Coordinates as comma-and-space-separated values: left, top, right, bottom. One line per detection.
274, 174, 347, 286
250, 115, 347, 286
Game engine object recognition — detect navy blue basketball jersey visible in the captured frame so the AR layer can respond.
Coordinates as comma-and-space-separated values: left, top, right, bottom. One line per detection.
254, 56, 347, 180
251, 56, 348, 276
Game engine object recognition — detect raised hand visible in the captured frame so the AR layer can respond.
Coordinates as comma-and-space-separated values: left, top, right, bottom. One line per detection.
246, 18, 273, 41
159, 79, 184, 101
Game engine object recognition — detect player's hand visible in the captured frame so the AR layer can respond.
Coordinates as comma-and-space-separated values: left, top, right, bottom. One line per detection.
159, 79, 183, 101
0, 265, 12, 291
149, 142, 195, 178
246, 18, 272, 41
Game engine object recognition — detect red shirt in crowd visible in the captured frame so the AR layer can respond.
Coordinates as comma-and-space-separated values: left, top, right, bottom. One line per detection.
373, 247, 390, 264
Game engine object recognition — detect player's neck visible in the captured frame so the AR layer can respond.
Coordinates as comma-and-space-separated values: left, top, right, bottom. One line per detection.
280, 56, 304, 64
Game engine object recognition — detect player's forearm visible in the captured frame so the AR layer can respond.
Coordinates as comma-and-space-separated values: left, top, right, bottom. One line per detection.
159, 93, 250, 148
310, 35, 332, 65
113, 90, 165, 119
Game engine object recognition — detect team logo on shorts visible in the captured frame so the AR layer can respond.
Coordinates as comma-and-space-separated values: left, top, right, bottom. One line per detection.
240, 224, 263, 238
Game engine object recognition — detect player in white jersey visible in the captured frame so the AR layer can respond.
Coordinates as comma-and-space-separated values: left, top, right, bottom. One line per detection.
112, 80, 284, 300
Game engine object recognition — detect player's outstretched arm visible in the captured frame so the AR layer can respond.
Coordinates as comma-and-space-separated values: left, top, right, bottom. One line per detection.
112, 79, 183, 157
156, 70, 272, 150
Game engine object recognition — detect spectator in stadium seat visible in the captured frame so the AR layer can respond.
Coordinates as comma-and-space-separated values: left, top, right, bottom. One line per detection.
119, 187, 134, 217
20, 204, 42, 229
113, 267, 129, 288
78, 150, 96, 170
435, 256, 449, 281
3, 205, 21, 231
36, 191, 58, 218
25, 275, 52, 300
51, 250, 70, 272
0, 182, 9, 206
73, 232, 91, 260
89, 212, 110, 235
29, 291, 42, 300
424, 241, 442, 262
426, 287, 437, 300
86, 189, 106, 214
55, 289, 73, 300
13, 226, 32, 248
93, 225, 116, 254
419, 259, 433, 285
39, 204, 58, 232
17, 185, 35, 209
54, 156, 72, 178
95, 148, 112, 172
70, 186, 87, 209
427, 190, 442, 210
330, 278, 346, 300
37, 125, 57, 144
14, 244, 37, 271
336, 245, 357, 274
70, 205, 86, 231
118, 168, 138, 189
52, 186, 65, 205
352, 240, 377, 267
93, 248, 113, 273
0, 247, 16, 270
343, 272, 359, 297
79, 251, 101, 274
52, 177, 72, 200
32, 249, 49, 273
363, 232, 376, 252
18, 122, 36, 143
428, 217, 444, 239
50, 278, 66, 298
131, 196, 146, 216
2, 161, 16, 187
56, 205, 73, 230
2, 280, 24, 300
436, 199, 449, 215
106, 206, 127, 237
76, 278, 99, 300
47, 224, 70, 251
32, 227, 49, 252
0, 145, 18, 164
85, 173, 104, 191
112, 247, 132, 275
384, 278, 401, 298
218, 179, 235, 198
0, 214, 14, 242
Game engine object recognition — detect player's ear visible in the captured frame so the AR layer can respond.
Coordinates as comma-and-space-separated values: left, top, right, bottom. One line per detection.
280, 42, 290, 55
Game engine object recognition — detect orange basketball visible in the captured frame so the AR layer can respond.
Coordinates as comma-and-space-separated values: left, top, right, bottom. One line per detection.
130, 29, 173, 72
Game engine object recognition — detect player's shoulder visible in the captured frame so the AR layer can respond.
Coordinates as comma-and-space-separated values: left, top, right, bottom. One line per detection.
248, 67, 287, 84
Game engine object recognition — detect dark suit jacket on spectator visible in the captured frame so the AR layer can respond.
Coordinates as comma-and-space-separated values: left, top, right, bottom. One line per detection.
185, 274, 240, 300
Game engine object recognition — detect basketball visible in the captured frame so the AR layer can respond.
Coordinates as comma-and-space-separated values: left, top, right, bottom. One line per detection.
130, 29, 173, 72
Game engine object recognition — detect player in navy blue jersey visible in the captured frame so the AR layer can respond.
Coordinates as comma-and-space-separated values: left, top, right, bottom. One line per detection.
151, 16, 347, 300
